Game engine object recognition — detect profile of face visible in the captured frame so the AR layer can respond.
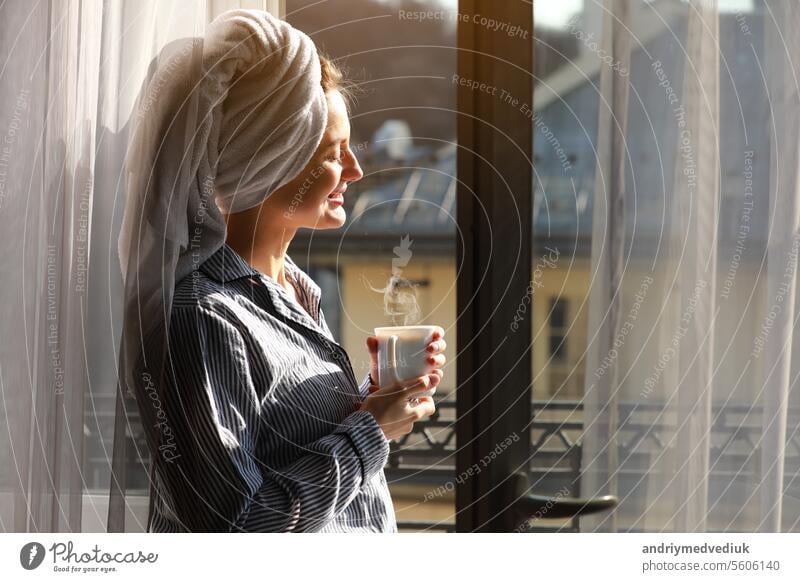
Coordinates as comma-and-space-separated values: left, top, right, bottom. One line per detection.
262, 89, 364, 230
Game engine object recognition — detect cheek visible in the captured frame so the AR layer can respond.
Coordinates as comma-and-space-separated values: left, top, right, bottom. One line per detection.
279, 164, 342, 225
304, 165, 340, 203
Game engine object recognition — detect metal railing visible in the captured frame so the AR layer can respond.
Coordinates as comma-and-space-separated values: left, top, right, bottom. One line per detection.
83, 395, 800, 532
389, 400, 800, 531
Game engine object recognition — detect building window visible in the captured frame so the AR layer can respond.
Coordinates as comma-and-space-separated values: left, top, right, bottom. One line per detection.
548, 297, 568, 363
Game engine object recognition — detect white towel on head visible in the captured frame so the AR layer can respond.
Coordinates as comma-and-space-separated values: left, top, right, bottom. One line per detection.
116, 8, 327, 405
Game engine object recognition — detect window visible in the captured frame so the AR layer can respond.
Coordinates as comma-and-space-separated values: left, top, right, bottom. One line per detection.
548, 297, 568, 363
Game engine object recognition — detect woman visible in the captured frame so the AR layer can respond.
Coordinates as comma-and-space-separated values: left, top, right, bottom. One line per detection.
116, 10, 445, 533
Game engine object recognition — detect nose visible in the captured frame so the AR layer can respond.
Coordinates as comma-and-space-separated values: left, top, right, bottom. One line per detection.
342, 147, 364, 183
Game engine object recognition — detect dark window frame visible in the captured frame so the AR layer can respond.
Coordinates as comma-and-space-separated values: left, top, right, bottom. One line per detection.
455, 0, 534, 532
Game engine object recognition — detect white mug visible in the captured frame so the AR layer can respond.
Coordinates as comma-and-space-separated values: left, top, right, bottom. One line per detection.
374, 325, 440, 398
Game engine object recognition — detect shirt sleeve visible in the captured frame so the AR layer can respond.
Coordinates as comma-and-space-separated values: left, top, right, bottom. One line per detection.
161, 303, 390, 532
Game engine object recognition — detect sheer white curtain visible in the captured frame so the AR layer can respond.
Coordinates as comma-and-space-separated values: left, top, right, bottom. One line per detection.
0, 0, 282, 533
581, 0, 800, 532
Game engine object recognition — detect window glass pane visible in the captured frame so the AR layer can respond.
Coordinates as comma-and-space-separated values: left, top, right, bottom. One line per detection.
549, 334, 567, 361
530, 0, 601, 523
549, 297, 567, 329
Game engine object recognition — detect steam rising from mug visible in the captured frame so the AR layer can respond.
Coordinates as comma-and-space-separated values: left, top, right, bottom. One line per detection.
366, 274, 422, 326
363, 235, 422, 325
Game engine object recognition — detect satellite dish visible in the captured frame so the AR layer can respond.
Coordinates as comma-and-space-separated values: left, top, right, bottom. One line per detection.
371, 119, 413, 160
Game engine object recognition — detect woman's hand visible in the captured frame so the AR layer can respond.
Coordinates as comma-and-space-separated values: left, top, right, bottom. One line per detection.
365, 326, 447, 395
358, 374, 439, 441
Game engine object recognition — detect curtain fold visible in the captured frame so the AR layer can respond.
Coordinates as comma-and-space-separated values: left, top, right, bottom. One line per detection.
0, 0, 103, 533
757, 0, 800, 533
581, 0, 633, 534
0, 0, 275, 534
671, 0, 720, 533
581, 0, 800, 532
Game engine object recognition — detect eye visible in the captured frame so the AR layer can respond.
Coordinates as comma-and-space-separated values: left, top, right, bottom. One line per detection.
326, 143, 347, 163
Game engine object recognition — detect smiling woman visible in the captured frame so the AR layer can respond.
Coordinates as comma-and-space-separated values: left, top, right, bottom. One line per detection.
114, 7, 445, 533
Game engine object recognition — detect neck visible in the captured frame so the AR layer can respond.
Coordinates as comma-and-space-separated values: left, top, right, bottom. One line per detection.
223, 206, 297, 288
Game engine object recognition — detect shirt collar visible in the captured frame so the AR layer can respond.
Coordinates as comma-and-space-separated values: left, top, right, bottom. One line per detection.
278, 254, 323, 329
199, 243, 259, 283
283, 254, 322, 305
199, 243, 326, 336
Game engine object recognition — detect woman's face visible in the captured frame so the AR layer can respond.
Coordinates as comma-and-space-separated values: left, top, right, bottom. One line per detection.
264, 89, 363, 230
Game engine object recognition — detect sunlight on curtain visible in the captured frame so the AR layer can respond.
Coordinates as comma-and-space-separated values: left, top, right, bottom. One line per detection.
0, 0, 105, 534
0, 0, 279, 534
580, 0, 800, 532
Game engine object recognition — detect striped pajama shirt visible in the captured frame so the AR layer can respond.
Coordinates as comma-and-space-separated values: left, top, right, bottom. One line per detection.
145, 243, 397, 532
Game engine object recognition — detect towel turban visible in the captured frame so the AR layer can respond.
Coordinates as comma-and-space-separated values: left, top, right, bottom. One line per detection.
110, 9, 328, 528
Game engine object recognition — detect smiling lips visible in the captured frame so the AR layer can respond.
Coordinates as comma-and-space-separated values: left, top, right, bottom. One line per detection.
328, 185, 346, 202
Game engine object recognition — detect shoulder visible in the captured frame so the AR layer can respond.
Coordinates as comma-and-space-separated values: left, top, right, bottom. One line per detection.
171, 270, 248, 328
167, 276, 252, 366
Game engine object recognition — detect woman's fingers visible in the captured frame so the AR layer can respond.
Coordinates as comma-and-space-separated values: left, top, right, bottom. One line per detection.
366, 335, 378, 354
407, 398, 436, 420
401, 376, 436, 397
379, 375, 435, 399
378, 375, 431, 396
426, 338, 447, 354
427, 328, 446, 351
426, 353, 445, 368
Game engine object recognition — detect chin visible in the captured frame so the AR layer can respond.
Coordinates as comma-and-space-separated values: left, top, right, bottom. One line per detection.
311, 210, 346, 230
327, 212, 346, 228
